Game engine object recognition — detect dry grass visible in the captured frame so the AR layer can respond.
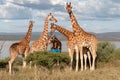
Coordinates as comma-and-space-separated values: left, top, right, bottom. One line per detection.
0, 60, 120, 80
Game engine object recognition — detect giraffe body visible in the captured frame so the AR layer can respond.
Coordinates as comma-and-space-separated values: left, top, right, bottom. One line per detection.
9, 21, 34, 74
30, 13, 57, 53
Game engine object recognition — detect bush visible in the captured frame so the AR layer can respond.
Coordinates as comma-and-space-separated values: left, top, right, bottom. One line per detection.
97, 41, 115, 62
0, 58, 9, 68
0, 57, 23, 68
26, 51, 70, 69
112, 48, 120, 60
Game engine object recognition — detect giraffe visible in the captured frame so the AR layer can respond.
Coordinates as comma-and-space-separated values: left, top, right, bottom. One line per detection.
66, 2, 98, 71
83, 47, 91, 70
50, 35, 62, 53
30, 13, 57, 53
9, 21, 34, 74
50, 23, 92, 71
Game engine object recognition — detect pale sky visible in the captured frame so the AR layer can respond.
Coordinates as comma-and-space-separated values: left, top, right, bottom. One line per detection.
0, 0, 120, 33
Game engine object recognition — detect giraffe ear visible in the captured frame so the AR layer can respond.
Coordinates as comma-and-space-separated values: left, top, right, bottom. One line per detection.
29, 20, 32, 24
66, 2, 68, 5
49, 13, 52, 16
48, 13, 51, 16
69, 2, 72, 8
49, 13, 52, 15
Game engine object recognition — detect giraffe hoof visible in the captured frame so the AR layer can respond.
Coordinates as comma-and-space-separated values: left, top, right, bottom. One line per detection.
90, 67, 95, 71
75, 70, 79, 72
81, 69, 83, 71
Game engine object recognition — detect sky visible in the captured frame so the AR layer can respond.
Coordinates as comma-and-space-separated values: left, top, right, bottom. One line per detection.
0, 0, 120, 33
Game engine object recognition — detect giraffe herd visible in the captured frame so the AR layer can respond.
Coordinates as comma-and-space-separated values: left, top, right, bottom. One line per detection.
9, 2, 98, 74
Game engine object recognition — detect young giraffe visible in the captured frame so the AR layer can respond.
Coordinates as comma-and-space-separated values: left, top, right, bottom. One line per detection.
50, 35, 62, 53
9, 21, 34, 74
30, 13, 57, 53
50, 23, 91, 71
66, 2, 98, 71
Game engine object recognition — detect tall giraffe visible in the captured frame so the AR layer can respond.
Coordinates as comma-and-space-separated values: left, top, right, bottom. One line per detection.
66, 2, 98, 71
9, 21, 34, 74
50, 23, 91, 71
30, 13, 57, 53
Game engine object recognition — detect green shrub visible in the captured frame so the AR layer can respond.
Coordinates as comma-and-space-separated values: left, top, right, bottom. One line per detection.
26, 51, 70, 69
97, 41, 115, 62
14, 57, 23, 65
0, 58, 9, 68
0, 57, 23, 68
112, 48, 120, 60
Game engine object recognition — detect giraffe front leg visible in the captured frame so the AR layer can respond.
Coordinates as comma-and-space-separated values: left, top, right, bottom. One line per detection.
23, 58, 26, 68
68, 48, 74, 71
75, 52, 79, 72
80, 47, 83, 71
23, 47, 29, 68
84, 53, 87, 70
75, 45, 79, 72
90, 48, 97, 71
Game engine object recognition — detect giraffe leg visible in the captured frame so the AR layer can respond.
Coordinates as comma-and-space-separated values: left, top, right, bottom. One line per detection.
23, 58, 26, 68
87, 50, 92, 70
84, 53, 87, 70
68, 48, 74, 71
23, 47, 29, 68
9, 52, 18, 74
91, 49, 97, 70
75, 45, 79, 72
80, 47, 83, 71
89, 47, 97, 71
9, 58, 15, 74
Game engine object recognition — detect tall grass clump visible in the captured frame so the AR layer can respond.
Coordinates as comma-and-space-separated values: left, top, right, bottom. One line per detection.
97, 41, 116, 62
25, 51, 70, 69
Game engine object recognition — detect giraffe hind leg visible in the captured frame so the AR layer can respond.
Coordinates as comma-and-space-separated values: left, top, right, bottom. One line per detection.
9, 50, 18, 74
89, 47, 97, 71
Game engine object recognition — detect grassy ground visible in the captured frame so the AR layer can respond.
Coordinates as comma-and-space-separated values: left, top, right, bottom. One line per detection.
0, 60, 120, 80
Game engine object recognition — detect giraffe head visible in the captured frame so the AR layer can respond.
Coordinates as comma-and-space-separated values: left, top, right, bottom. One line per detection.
65, 2, 72, 13
47, 35, 59, 45
50, 23, 56, 35
29, 20, 34, 27
47, 34, 56, 44
47, 13, 57, 22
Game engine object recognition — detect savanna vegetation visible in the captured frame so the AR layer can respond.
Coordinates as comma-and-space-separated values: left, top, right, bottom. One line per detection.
0, 41, 120, 80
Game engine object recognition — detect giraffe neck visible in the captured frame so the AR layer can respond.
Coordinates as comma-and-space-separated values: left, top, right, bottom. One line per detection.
69, 11, 84, 32
54, 24, 73, 39
23, 24, 33, 43
38, 17, 49, 40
